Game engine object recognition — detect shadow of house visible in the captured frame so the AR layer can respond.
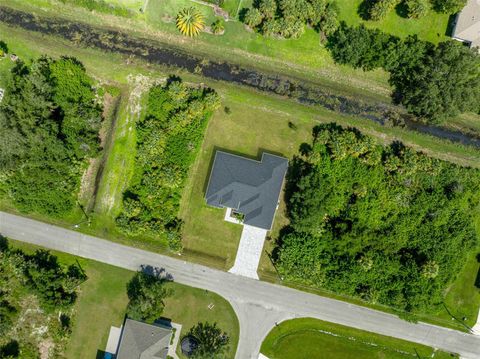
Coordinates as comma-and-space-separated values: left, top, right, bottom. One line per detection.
475, 253, 480, 289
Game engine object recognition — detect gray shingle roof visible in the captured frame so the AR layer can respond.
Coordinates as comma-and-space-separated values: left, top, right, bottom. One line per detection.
452, 0, 480, 47
116, 319, 172, 359
205, 151, 288, 230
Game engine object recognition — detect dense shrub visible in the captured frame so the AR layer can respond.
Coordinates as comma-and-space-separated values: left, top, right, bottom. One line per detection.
431, 0, 467, 13
405, 0, 430, 18
0, 57, 103, 215
276, 124, 479, 312
0, 239, 84, 357
327, 24, 402, 71
242, 0, 339, 38
390, 41, 480, 121
188, 322, 229, 358
116, 80, 220, 250
368, 0, 400, 20
0, 40, 7, 56
127, 271, 172, 323
25, 250, 87, 308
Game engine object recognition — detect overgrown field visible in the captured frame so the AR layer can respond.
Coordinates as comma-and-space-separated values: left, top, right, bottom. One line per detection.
275, 124, 480, 314
0, 56, 103, 217
0, 237, 86, 358
116, 80, 220, 250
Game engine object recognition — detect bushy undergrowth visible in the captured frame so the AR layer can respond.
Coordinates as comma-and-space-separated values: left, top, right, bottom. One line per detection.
0, 56, 103, 215
116, 80, 220, 250
242, 0, 339, 39
0, 237, 86, 358
276, 124, 479, 312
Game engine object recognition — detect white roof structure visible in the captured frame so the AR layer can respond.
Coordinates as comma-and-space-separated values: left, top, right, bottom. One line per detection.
452, 0, 480, 48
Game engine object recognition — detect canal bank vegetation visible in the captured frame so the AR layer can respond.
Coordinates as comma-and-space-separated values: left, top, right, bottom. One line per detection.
3, 0, 480, 136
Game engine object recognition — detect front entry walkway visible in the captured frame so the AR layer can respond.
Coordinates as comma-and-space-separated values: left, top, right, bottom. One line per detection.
229, 224, 267, 280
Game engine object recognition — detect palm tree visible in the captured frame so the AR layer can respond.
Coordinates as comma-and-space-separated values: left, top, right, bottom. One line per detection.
211, 19, 225, 35
176, 7, 205, 37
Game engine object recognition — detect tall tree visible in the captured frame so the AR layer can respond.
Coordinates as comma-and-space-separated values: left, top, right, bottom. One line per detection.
126, 271, 173, 323
431, 0, 467, 13
390, 40, 480, 122
189, 322, 229, 359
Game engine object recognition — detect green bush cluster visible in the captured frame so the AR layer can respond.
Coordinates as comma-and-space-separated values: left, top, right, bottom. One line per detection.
127, 271, 172, 323
328, 24, 480, 122
116, 80, 220, 250
405, 0, 430, 18
242, 0, 339, 38
363, 0, 465, 20
59, 0, 132, 17
276, 124, 479, 312
0, 238, 85, 357
0, 56, 103, 215
367, 0, 400, 21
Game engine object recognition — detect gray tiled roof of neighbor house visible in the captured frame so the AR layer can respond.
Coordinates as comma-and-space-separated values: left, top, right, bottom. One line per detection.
205, 151, 288, 230
116, 319, 172, 359
452, 0, 480, 48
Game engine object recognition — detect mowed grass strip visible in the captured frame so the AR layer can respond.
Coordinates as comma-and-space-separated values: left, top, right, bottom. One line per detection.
260, 318, 456, 359
7, 239, 239, 359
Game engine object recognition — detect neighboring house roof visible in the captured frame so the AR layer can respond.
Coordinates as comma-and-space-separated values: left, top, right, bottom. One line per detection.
116, 319, 172, 359
452, 0, 480, 47
205, 151, 288, 230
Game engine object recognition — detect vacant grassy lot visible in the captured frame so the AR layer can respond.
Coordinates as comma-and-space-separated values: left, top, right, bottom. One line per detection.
261, 318, 456, 359
8, 239, 239, 359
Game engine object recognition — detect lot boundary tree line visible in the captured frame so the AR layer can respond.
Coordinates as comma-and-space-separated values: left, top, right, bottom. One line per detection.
275, 123, 480, 313
328, 24, 480, 123
240, 1, 480, 123
4, 8, 480, 148
360, 0, 466, 21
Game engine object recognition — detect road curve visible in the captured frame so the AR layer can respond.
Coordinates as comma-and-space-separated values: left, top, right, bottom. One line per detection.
1, 211, 479, 359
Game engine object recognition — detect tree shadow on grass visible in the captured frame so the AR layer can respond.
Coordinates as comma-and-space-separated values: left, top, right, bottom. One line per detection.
395, 2, 409, 18
357, 0, 375, 21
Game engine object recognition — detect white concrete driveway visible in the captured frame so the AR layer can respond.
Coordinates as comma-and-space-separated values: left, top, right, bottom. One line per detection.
228, 224, 267, 280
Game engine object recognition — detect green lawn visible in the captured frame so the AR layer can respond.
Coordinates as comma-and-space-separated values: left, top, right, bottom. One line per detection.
260, 318, 457, 359
7, 239, 239, 359
336, 0, 451, 43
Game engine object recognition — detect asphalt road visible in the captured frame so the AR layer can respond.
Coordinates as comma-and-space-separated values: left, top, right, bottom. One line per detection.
1, 211, 480, 359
